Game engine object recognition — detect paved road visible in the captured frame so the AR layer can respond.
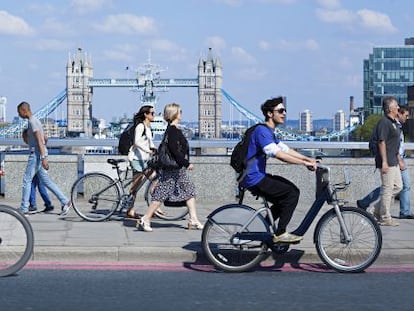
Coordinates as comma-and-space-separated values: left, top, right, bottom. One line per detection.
2, 268, 414, 311
1, 198, 413, 265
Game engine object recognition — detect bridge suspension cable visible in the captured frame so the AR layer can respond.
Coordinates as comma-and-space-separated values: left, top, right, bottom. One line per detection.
0, 90, 67, 137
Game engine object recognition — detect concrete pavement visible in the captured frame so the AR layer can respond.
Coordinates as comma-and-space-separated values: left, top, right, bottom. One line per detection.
2, 198, 414, 267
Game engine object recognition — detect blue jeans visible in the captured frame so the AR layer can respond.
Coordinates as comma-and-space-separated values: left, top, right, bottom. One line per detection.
29, 174, 52, 208
399, 168, 411, 216
20, 153, 68, 212
358, 187, 380, 209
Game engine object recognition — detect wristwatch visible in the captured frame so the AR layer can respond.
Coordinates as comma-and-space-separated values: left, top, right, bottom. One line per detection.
41, 155, 48, 160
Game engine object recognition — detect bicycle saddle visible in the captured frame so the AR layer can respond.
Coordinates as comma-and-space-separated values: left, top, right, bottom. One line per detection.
107, 159, 126, 166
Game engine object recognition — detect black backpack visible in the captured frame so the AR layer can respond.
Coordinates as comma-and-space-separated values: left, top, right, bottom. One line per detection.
118, 122, 146, 155
230, 124, 264, 177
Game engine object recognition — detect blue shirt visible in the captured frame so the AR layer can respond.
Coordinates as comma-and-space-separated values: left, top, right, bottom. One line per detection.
240, 124, 278, 188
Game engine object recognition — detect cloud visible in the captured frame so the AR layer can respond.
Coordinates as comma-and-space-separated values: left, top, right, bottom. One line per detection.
316, 5, 397, 34
0, 11, 34, 35
231, 47, 257, 64
147, 39, 187, 62
94, 14, 157, 35
70, 0, 113, 14
357, 9, 397, 34
258, 40, 271, 51
315, 8, 355, 24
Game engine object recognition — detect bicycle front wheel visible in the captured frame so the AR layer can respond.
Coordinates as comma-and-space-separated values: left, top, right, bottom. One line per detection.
0, 205, 34, 277
71, 173, 121, 222
202, 204, 269, 272
144, 177, 189, 221
314, 207, 382, 273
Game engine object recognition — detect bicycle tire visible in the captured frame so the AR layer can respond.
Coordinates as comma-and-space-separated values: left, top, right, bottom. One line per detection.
0, 205, 34, 277
314, 206, 382, 273
71, 173, 121, 222
144, 176, 189, 221
201, 204, 269, 272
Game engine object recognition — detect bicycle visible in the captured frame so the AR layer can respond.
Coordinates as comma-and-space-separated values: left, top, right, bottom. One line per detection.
0, 205, 34, 277
201, 163, 382, 273
70, 158, 188, 222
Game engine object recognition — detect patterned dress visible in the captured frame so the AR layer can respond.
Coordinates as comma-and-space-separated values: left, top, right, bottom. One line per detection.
151, 125, 196, 203
151, 168, 196, 202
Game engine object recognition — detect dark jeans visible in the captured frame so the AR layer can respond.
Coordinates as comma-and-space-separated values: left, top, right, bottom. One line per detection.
30, 174, 52, 207
249, 174, 300, 235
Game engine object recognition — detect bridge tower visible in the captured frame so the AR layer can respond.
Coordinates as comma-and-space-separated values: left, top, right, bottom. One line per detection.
66, 48, 93, 137
198, 48, 222, 138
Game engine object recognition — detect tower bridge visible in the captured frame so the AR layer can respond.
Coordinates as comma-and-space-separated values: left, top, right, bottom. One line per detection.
0, 47, 355, 141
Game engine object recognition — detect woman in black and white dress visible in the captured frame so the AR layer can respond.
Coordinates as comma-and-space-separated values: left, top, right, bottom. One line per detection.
137, 103, 203, 231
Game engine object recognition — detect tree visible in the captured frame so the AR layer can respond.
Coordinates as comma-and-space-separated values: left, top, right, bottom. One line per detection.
353, 114, 382, 141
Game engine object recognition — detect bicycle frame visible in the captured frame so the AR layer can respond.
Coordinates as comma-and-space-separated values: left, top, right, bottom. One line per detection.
233, 163, 352, 244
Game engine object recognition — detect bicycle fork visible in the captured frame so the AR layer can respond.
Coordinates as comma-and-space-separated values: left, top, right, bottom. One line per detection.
332, 203, 352, 244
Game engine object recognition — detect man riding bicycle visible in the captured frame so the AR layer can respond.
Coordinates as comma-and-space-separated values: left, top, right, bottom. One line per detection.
240, 97, 316, 243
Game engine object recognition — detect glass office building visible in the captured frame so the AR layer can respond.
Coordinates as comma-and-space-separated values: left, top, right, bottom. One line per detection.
363, 38, 414, 115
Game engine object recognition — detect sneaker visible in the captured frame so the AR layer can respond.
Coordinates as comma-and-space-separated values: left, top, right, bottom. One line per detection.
20, 209, 29, 216
272, 232, 302, 243
60, 201, 72, 216
399, 214, 414, 219
29, 205, 37, 213
379, 218, 399, 226
42, 205, 55, 213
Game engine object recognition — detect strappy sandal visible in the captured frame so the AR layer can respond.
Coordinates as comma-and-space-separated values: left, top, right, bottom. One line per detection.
126, 210, 141, 219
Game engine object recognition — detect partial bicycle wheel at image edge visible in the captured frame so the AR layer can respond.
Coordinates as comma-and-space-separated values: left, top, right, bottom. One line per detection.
314, 207, 382, 273
0, 205, 34, 277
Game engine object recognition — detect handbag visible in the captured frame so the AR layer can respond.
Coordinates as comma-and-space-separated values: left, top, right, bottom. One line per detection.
156, 133, 179, 170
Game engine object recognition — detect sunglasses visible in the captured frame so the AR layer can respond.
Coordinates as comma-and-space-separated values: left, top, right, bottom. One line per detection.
273, 108, 287, 114
147, 111, 155, 116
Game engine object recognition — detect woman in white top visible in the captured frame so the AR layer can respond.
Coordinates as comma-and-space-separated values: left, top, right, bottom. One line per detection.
125, 105, 156, 219
128, 105, 156, 172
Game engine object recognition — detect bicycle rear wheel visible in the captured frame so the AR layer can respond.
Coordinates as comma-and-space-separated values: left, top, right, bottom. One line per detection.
144, 177, 189, 221
314, 207, 382, 273
202, 204, 269, 272
71, 173, 121, 221
0, 205, 34, 277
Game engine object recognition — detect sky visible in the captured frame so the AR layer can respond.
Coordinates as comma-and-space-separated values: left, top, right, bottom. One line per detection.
1, 0, 414, 124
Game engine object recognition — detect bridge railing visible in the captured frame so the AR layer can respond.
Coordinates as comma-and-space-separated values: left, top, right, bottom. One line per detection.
1, 139, 414, 204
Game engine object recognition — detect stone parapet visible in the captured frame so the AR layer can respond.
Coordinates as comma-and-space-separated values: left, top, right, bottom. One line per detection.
1, 154, 412, 206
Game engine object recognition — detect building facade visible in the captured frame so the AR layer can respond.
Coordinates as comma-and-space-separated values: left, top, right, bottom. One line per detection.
364, 38, 414, 116
334, 110, 346, 131
299, 109, 313, 133
198, 48, 222, 138
0, 96, 6, 123
66, 48, 93, 137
